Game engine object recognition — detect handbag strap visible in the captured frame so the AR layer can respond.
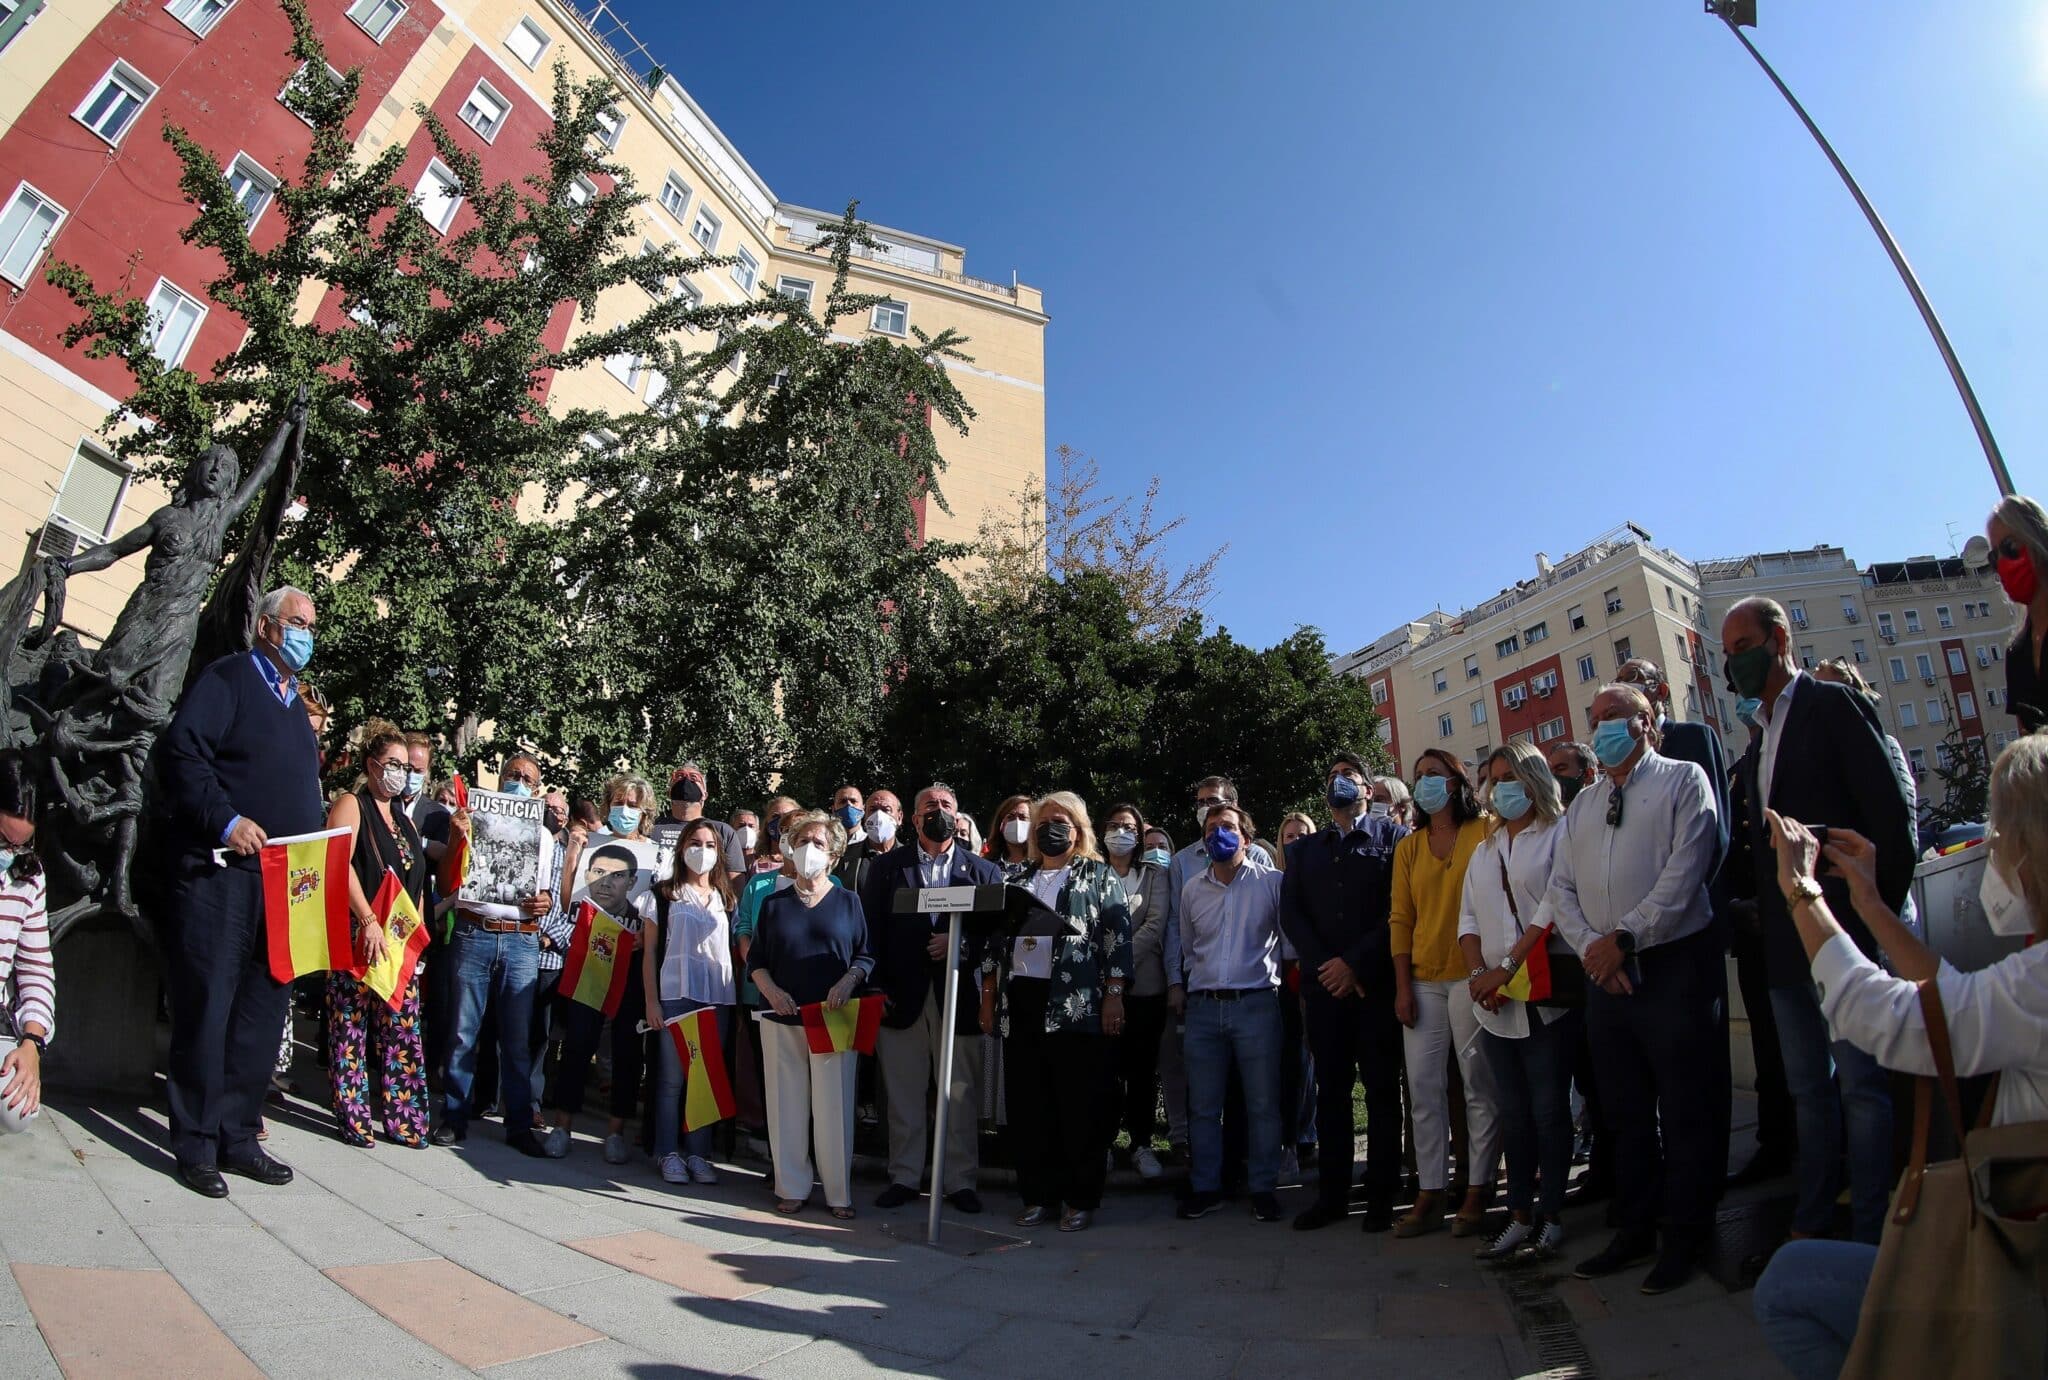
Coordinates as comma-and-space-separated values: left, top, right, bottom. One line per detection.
1496, 846, 1524, 936
1896, 980, 1980, 1226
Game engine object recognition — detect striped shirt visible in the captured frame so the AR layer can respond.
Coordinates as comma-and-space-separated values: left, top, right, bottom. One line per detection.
0, 870, 54, 1043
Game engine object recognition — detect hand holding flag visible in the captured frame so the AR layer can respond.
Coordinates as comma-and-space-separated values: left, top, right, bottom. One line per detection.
801, 994, 883, 1055
259, 827, 355, 984
361, 868, 431, 1010
664, 1010, 736, 1132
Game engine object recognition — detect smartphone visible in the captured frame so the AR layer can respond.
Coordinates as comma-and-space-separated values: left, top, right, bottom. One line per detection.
1811, 825, 1831, 853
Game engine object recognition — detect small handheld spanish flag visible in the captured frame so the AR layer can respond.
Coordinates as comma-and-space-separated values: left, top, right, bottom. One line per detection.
259, 827, 356, 984
436, 773, 471, 902
666, 1009, 736, 1132
1500, 929, 1555, 1004
801, 995, 883, 1056
558, 900, 638, 1017
362, 867, 431, 1010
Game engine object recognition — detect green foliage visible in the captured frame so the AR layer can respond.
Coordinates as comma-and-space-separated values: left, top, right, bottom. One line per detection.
1924, 698, 1991, 833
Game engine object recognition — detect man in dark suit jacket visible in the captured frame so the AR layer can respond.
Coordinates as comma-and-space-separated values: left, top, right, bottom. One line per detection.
859, 783, 1004, 1214
1723, 597, 1916, 1246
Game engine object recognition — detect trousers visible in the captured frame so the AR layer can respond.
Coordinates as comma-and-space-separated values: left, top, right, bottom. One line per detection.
877, 995, 981, 1194
440, 924, 539, 1134
1771, 980, 1895, 1243
1483, 1008, 1580, 1218
1185, 990, 1284, 1194
1003, 978, 1112, 1211
165, 866, 292, 1169
326, 970, 428, 1146
1302, 984, 1404, 1209
761, 1017, 857, 1206
1402, 978, 1501, 1192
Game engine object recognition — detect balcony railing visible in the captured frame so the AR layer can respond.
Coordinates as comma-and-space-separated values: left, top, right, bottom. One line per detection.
781, 228, 1017, 299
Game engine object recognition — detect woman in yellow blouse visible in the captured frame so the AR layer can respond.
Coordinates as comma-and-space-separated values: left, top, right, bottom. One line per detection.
1390, 749, 1500, 1238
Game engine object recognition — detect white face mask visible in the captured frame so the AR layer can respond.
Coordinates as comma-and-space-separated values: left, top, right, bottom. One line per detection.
1194, 803, 1215, 831
737, 826, 758, 851
868, 813, 898, 847
1367, 801, 1392, 819
1104, 828, 1137, 856
377, 763, 408, 796
792, 842, 829, 879
683, 844, 719, 877
1980, 856, 2035, 937
1003, 818, 1030, 846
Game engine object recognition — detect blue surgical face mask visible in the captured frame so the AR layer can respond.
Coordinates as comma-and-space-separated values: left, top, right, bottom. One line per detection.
279, 625, 314, 672
608, 805, 642, 835
1141, 847, 1171, 869
1735, 696, 1763, 729
404, 769, 425, 799
1491, 779, 1532, 822
1206, 826, 1242, 862
502, 781, 532, 798
0, 849, 12, 876
1413, 774, 1452, 816
834, 804, 863, 831
1327, 773, 1363, 810
1592, 716, 1638, 768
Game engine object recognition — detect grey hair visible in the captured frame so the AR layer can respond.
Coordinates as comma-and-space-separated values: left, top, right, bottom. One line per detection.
1373, 776, 1412, 807
1728, 596, 1790, 644
913, 781, 958, 813
1991, 496, 2048, 582
258, 585, 310, 620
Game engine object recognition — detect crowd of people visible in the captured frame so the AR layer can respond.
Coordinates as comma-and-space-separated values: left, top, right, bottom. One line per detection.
6, 498, 2048, 1377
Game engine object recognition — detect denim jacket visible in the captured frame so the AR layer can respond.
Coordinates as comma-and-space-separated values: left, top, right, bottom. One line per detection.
986, 856, 1133, 1036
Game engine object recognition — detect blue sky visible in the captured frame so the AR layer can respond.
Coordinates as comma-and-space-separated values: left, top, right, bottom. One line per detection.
612, 0, 2047, 654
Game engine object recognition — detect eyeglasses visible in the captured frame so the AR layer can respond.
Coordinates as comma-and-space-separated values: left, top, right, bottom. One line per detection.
502, 770, 539, 787
1606, 789, 1625, 829
1999, 537, 2025, 562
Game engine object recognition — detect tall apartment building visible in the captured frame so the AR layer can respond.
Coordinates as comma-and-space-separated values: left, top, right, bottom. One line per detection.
0, 0, 1046, 641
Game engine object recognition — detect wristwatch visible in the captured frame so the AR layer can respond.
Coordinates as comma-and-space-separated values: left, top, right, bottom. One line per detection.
1497, 953, 1522, 975
1784, 877, 1825, 912
1106, 983, 1125, 997
1613, 930, 1637, 956
1467, 965, 1488, 981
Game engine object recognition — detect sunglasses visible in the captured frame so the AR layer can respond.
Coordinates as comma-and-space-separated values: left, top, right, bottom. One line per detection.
1606, 789, 1625, 829
1999, 537, 2026, 562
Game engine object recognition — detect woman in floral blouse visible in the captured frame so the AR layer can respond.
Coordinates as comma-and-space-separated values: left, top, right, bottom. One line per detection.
979, 791, 1133, 1233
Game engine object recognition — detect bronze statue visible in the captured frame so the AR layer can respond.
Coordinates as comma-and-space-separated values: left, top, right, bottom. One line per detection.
0, 386, 308, 941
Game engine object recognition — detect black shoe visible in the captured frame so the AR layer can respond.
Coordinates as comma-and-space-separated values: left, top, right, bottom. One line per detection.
176, 1163, 229, 1199
1726, 1148, 1795, 1190
1293, 1202, 1348, 1231
506, 1131, 547, 1158
1251, 1192, 1283, 1223
220, 1152, 293, 1186
1358, 1201, 1392, 1234
1640, 1248, 1699, 1295
1176, 1190, 1224, 1220
945, 1189, 984, 1215
875, 1182, 919, 1209
431, 1122, 465, 1146
1296, 1142, 1318, 1168
1569, 1171, 1614, 1205
1573, 1231, 1657, 1280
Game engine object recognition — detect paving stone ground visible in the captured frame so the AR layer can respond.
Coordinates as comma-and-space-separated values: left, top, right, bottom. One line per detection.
0, 1085, 1787, 1378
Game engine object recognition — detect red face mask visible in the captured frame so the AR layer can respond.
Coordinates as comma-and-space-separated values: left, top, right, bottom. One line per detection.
2000, 548, 2039, 605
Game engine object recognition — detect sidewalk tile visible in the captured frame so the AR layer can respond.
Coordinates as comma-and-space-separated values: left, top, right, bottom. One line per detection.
566, 1229, 803, 1300
440, 1179, 643, 1241
0, 1181, 159, 1270
522, 1271, 817, 1370
724, 1282, 1004, 1364
481, 1337, 712, 1379
1241, 1335, 1511, 1378
325, 1258, 603, 1369
932, 1262, 1152, 1329
968, 1316, 1239, 1378
743, 1336, 957, 1378
0, 1252, 61, 1379
92, 1158, 276, 1230
1139, 1283, 1375, 1342
1374, 1286, 1515, 1338
228, 1315, 472, 1377
12, 1264, 263, 1378
135, 1223, 372, 1330
1582, 1296, 1765, 1377
392, 1213, 622, 1295
231, 1188, 439, 1269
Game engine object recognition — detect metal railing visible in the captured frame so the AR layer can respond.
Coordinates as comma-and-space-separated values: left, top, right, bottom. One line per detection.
781, 228, 1017, 298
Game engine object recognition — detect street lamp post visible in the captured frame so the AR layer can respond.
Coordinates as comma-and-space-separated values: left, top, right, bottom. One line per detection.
1706, 0, 2015, 496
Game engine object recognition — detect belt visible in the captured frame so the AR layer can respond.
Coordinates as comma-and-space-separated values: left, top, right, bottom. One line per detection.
459, 915, 539, 934
1190, 987, 1274, 1002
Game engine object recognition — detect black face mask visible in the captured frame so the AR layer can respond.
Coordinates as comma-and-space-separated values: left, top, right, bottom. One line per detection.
920, 809, 956, 844
1554, 773, 1585, 806
1036, 820, 1074, 855
671, 778, 705, 804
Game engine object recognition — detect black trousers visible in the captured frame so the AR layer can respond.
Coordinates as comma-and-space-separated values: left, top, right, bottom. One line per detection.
1302, 983, 1404, 1209
1729, 914, 1795, 1161
164, 866, 292, 1170
546, 954, 648, 1119
1004, 978, 1112, 1211
1280, 988, 1309, 1148
1587, 925, 1729, 1241
1113, 993, 1168, 1144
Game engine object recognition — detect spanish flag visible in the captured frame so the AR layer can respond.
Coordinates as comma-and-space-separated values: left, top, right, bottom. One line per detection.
436, 773, 471, 900
362, 868, 431, 1010
260, 827, 356, 984
558, 900, 638, 1017
665, 1009, 736, 1132
1501, 929, 1555, 1004
801, 995, 883, 1056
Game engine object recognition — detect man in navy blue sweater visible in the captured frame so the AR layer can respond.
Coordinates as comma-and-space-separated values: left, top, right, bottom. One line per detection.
159, 586, 325, 1197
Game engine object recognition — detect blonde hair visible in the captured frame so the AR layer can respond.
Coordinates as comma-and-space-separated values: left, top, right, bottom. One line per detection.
1991, 495, 2048, 590
1485, 741, 1565, 825
1029, 790, 1099, 864
779, 809, 847, 864
600, 773, 656, 838
1274, 811, 1318, 869
1989, 734, 2048, 934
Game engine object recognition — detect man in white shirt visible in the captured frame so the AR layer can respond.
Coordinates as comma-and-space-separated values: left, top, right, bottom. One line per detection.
1536, 684, 1723, 1295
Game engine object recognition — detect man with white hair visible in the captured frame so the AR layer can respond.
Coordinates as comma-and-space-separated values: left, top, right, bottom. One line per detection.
159, 585, 326, 1197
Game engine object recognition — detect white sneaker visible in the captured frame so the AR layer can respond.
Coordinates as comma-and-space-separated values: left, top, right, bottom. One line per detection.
1278, 1148, 1300, 1184
1132, 1147, 1163, 1181
603, 1133, 630, 1165
1527, 1219, 1566, 1259
1476, 1217, 1535, 1262
660, 1152, 689, 1184
685, 1155, 718, 1185
541, 1127, 570, 1159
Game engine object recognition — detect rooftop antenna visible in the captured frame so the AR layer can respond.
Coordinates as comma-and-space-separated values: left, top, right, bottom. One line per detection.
1945, 521, 1962, 558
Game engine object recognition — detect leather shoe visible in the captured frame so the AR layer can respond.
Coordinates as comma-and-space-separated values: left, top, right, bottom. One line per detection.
1640, 1248, 1699, 1295
176, 1163, 229, 1198
945, 1189, 983, 1215
430, 1123, 464, 1146
220, 1152, 293, 1186
1357, 1201, 1392, 1234
506, 1132, 547, 1158
1058, 1209, 1091, 1232
1573, 1231, 1657, 1280
1293, 1202, 1348, 1231
1013, 1205, 1051, 1227
874, 1182, 918, 1209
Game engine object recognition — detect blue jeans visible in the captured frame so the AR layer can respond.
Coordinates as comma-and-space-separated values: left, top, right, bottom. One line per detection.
1185, 989, 1284, 1194
1755, 1239, 1876, 1379
441, 925, 540, 1134
1770, 983, 1895, 1243
1483, 1008, 1580, 1219
653, 1000, 732, 1159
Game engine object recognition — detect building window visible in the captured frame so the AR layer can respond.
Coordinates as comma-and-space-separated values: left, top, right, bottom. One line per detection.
1438, 713, 1454, 739
1789, 599, 1808, 627
1503, 683, 1526, 709
278, 61, 344, 124
1841, 595, 1859, 621
1470, 699, 1487, 727
1577, 653, 1597, 682
1947, 648, 1967, 676
457, 81, 510, 142
1916, 653, 1935, 680
1905, 609, 1923, 633
564, 175, 596, 210
1614, 636, 1632, 667
776, 276, 813, 306
223, 153, 276, 228
1889, 656, 1907, 684
1908, 746, 1926, 773
1852, 638, 1867, 663
690, 205, 720, 251
1978, 646, 1992, 668
1899, 700, 1917, 729
871, 299, 908, 336
1531, 669, 1558, 693
1877, 611, 1895, 639
346, 0, 407, 42
0, 182, 65, 287
1536, 717, 1566, 743
1979, 601, 1993, 618
1604, 587, 1623, 615
1432, 668, 1447, 693
1927, 699, 1945, 724
1936, 743, 1953, 771
1370, 680, 1388, 705
1990, 688, 2004, 707
506, 16, 550, 68
603, 351, 645, 391
167, 0, 235, 36
592, 104, 624, 149
1568, 604, 1586, 631
1665, 585, 1676, 610
1799, 644, 1816, 669
1991, 642, 2003, 662
412, 159, 462, 233
1494, 634, 1520, 659
1937, 605, 1953, 629
75, 61, 156, 145
46, 438, 131, 543
732, 246, 759, 292
1524, 621, 1548, 645
143, 278, 205, 368
1959, 691, 1977, 719
658, 172, 689, 221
